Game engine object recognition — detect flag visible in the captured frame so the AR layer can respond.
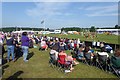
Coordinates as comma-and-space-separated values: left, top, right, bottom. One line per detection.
41, 20, 44, 24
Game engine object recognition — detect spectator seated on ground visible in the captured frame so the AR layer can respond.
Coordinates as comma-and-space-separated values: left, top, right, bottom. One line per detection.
40, 39, 48, 50
100, 42, 104, 50
59, 42, 65, 51
48, 40, 54, 48
105, 45, 113, 53
77, 46, 85, 60
70, 40, 74, 50
84, 46, 95, 61
111, 49, 120, 69
83, 46, 95, 65
89, 46, 95, 59
29, 38, 34, 48
34, 37, 39, 44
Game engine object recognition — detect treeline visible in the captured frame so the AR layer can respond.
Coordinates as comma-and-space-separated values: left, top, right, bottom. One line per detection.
61, 27, 84, 32
0, 25, 120, 32
0, 27, 44, 32
61, 26, 96, 32
96, 25, 120, 29
62, 25, 120, 32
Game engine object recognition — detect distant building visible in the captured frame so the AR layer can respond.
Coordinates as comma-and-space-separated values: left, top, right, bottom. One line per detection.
49, 30, 55, 34
40, 31, 50, 34
12, 29, 61, 34
12, 30, 34, 34
54, 29, 61, 34
96, 29, 120, 35
39, 29, 61, 34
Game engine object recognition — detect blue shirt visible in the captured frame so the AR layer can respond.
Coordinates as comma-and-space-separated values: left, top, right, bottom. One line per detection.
6, 37, 14, 46
21, 35, 29, 47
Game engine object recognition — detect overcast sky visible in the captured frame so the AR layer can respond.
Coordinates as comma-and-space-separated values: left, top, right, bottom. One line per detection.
1, 0, 119, 29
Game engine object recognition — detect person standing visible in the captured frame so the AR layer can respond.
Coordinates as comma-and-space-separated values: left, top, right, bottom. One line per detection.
21, 32, 29, 62
6, 35, 15, 62
14, 37, 21, 60
0, 34, 5, 59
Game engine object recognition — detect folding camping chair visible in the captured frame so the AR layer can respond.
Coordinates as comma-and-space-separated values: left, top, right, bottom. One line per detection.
49, 53, 56, 68
108, 56, 120, 78
97, 53, 109, 71
77, 52, 88, 65
57, 55, 72, 72
84, 52, 93, 66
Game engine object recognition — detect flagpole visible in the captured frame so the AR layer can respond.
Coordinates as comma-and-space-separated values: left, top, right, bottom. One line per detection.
44, 20, 45, 36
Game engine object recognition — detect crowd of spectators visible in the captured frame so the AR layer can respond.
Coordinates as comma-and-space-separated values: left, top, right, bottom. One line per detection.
0, 31, 120, 76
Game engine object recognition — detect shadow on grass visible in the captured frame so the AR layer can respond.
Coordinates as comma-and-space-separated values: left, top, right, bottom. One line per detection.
27, 52, 34, 60
2, 65, 9, 75
2, 58, 7, 65
14, 48, 23, 62
6, 71, 24, 80
2, 65, 9, 69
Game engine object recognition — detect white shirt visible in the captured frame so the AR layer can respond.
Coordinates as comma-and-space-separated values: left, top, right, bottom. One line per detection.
0, 38, 3, 45
77, 39, 80, 44
71, 42, 74, 47
92, 41, 96, 46
41, 41, 46, 47
98, 52, 109, 57
50, 49, 58, 60
97, 42, 100, 47
50, 50, 56, 55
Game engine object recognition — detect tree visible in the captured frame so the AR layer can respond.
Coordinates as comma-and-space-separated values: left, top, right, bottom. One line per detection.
46, 28, 49, 31
90, 26, 96, 32
115, 25, 120, 29
115, 25, 118, 29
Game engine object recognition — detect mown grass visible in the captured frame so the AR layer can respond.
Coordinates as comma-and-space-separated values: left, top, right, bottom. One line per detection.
45, 34, 120, 44
2, 47, 118, 78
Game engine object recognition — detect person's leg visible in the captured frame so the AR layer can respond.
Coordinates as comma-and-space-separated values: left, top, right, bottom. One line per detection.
70, 64, 74, 71
17, 47, 21, 57
45, 45, 48, 50
2, 45, 5, 58
22, 46, 28, 62
22, 46, 25, 60
73, 60, 79, 65
14, 47, 17, 59
11, 46, 15, 61
7, 46, 11, 62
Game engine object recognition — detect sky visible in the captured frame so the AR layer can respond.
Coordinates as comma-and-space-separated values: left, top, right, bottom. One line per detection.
1, 0, 119, 29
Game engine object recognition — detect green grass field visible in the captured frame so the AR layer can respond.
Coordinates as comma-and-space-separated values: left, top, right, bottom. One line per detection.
2, 48, 118, 78
46, 34, 120, 44
2, 34, 120, 79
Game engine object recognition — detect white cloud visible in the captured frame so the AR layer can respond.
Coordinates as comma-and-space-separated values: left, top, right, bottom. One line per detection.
86, 13, 118, 17
85, 5, 117, 11
26, 2, 71, 19
85, 4, 118, 17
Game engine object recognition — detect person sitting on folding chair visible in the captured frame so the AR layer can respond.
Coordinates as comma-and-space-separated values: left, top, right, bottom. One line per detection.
77, 46, 85, 60
58, 50, 74, 71
110, 49, 120, 75
97, 47, 109, 71
84, 46, 95, 65
49, 47, 59, 64
97, 47, 109, 58
66, 54, 79, 66
105, 45, 113, 53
